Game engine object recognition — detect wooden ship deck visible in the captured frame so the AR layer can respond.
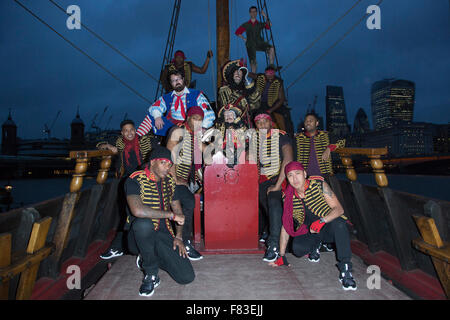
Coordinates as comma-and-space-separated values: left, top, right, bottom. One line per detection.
84, 252, 410, 300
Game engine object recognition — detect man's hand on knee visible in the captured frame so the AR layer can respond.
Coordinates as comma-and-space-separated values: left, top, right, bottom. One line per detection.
173, 237, 187, 258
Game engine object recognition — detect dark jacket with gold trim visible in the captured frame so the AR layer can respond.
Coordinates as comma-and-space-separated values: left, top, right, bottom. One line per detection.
294, 130, 345, 175
126, 170, 176, 237
285, 176, 347, 231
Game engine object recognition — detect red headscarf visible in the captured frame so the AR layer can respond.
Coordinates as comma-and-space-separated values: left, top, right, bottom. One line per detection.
282, 161, 309, 237
123, 136, 142, 167
171, 50, 186, 63
187, 105, 205, 118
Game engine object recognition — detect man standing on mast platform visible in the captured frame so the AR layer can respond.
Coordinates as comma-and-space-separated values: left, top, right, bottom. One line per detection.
235, 6, 277, 74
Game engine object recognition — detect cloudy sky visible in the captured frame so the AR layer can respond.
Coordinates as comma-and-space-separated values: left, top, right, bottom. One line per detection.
1, 0, 449, 139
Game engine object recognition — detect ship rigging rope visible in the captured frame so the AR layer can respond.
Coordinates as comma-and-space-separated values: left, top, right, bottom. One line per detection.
207, 0, 217, 103
287, 0, 383, 91
283, 0, 364, 72
13, 0, 153, 105
48, 0, 159, 83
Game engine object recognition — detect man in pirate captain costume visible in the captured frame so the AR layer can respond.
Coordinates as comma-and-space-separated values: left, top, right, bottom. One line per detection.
126, 147, 195, 297
217, 59, 261, 128
137, 69, 215, 137
269, 161, 357, 291
97, 119, 156, 260
160, 49, 213, 93
250, 110, 293, 262
166, 106, 206, 261
202, 59, 259, 165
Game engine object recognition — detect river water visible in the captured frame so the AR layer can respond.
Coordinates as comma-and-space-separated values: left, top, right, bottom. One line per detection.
1, 174, 449, 210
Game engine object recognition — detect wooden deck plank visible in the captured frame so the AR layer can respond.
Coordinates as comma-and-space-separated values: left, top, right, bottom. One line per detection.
85, 252, 410, 300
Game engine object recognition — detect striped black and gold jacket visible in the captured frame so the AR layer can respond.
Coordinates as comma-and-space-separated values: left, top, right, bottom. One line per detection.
173, 124, 195, 182
255, 74, 283, 108
218, 83, 261, 115
116, 135, 153, 177
294, 131, 345, 175
127, 169, 176, 237
96, 135, 153, 178
250, 129, 287, 180
286, 176, 347, 229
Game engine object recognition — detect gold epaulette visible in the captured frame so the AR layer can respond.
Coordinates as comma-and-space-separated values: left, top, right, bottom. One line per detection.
129, 170, 145, 179
96, 141, 109, 149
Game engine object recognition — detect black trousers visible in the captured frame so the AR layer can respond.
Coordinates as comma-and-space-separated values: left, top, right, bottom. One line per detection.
259, 179, 283, 248
291, 217, 353, 270
174, 185, 195, 242
109, 177, 129, 251
128, 218, 195, 284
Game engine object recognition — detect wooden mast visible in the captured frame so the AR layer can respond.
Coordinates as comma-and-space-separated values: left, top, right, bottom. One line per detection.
216, 0, 230, 88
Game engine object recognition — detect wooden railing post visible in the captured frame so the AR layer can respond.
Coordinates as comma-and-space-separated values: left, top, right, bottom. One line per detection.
97, 155, 112, 185
340, 155, 357, 182
369, 155, 388, 187
70, 157, 88, 193
48, 149, 114, 277
0, 233, 12, 300
337, 147, 388, 186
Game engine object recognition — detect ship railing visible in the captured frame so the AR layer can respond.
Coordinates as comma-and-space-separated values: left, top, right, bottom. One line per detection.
331, 147, 449, 299
0, 149, 118, 300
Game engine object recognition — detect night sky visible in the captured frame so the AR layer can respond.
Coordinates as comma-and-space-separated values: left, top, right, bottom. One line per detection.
1, 0, 449, 139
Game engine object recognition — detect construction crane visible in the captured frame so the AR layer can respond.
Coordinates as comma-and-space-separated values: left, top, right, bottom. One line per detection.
90, 113, 99, 132
97, 106, 109, 129
43, 110, 62, 139
104, 115, 113, 131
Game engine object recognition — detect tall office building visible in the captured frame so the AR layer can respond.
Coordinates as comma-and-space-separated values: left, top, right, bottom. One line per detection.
371, 79, 415, 131
353, 108, 371, 134
326, 86, 350, 137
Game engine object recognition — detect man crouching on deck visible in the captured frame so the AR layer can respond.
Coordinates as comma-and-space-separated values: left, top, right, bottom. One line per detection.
269, 161, 357, 291
125, 147, 195, 297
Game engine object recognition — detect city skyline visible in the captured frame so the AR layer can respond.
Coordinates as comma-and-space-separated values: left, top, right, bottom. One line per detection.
1, 0, 449, 139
